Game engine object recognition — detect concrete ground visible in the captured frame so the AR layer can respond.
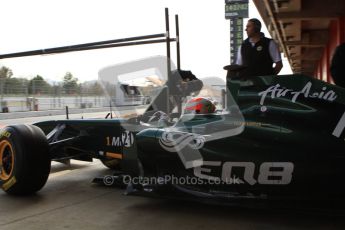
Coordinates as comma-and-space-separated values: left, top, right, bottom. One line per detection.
0, 160, 344, 230
0, 111, 345, 230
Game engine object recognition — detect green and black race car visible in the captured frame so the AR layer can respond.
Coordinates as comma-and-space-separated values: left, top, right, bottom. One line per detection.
1, 64, 345, 203
0, 9, 345, 208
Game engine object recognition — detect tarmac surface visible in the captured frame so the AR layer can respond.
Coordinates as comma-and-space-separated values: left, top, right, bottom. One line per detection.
0, 110, 345, 229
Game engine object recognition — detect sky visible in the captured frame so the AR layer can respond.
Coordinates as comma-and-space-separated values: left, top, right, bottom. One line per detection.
0, 0, 292, 83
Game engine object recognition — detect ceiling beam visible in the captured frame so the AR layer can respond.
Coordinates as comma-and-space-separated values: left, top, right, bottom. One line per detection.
274, 0, 301, 12
276, 12, 338, 20
290, 55, 322, 61
260, 0, 291, 67
285, 41, 326, 47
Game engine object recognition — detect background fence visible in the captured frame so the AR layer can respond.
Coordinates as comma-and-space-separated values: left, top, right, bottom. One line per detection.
0, 78, 109, 112
1, 96, 109, 113
0, 78, 159, 113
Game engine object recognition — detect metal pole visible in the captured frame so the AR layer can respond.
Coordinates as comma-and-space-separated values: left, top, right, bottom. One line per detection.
0, 79, 3, 112
65, 106, 69, 120
0, 34, 166, 59
221, 89, 226, 109
175, 14, 181, 70
165, 8, 171, 80
109, 101, 113, 119
165, 8, 171, 114
175, 14, 182, 115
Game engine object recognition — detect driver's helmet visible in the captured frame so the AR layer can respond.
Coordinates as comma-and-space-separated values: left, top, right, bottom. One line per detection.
184, 97, 216, 114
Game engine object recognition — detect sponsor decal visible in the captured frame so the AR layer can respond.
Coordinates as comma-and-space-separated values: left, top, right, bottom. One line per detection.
106, 131, 134, 147
194, 161, 294, 185
333, 112, 345, 138
258, 82, 337, 107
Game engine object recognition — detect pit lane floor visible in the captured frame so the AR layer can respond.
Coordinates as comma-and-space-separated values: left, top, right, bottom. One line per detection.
0, 113, 345, 229
0, 160, 345, 230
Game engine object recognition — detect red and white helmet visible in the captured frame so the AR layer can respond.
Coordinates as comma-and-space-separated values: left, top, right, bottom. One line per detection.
184, 97, 216, 114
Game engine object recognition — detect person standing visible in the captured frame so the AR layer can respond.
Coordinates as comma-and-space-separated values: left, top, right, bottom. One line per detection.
330, 42, 345, 88
236, 18, 283, 78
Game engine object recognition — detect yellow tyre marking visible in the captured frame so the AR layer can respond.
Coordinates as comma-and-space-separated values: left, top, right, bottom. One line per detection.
2, 176, 16, 191
0, 140, 15, 181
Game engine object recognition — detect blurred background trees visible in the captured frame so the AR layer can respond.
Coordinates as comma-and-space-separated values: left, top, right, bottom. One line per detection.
0, 66, 103, 96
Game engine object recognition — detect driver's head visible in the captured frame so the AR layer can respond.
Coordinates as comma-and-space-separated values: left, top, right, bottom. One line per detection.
184, 97, 216, 114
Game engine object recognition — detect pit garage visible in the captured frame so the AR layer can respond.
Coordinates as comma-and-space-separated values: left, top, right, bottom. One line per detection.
254, 0, 345, 82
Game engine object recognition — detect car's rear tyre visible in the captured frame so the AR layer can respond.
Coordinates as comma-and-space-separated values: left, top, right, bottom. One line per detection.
0, 124, 51, 195
100, 158, 121, 170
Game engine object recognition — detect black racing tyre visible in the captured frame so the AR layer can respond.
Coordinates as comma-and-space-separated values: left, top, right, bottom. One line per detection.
0, 124, 51, 195
100, 158, 121, 170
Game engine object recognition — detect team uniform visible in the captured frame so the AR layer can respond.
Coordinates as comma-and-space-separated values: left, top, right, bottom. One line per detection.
236, 37, 282, 77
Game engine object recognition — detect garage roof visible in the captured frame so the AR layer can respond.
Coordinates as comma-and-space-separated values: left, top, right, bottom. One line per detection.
253, 0, 345, 76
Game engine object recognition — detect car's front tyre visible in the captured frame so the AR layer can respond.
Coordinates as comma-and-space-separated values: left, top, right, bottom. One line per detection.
0, 125, 51, 195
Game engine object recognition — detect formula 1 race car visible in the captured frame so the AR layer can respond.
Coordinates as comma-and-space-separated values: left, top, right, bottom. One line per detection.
123, 68, 345, 205
2, 63, 345, 205
1, 9, 345, 207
